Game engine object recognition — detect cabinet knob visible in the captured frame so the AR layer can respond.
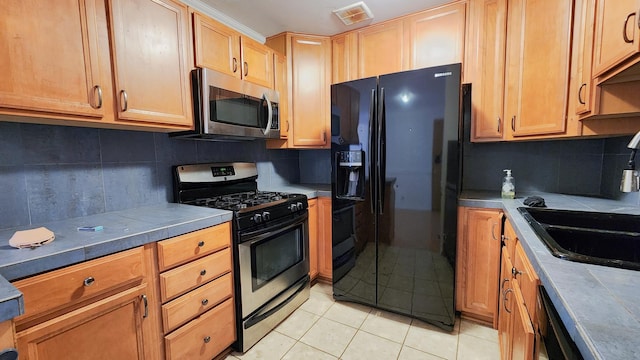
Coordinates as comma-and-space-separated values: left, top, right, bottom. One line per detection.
204, 336, 211, 344
83, 276, 95, 287
200, 269, 207, 276
201, 298, 209, 306
198, 241, 205, 247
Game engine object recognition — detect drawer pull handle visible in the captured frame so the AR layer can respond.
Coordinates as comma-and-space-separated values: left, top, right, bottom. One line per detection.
141, 294, 148, 318
623, 12, 636, 43
503, 288, 514, 313
204, 336, 211, 344
198, 241, 205, 247
202, 298, 209, 306
83, 277, 95, 287
200, 269, 207, 276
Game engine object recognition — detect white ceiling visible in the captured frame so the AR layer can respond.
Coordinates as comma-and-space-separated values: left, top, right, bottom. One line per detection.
185, 0, 451, 42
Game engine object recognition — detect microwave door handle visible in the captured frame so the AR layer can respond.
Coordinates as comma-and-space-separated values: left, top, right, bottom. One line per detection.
263, 93, 273, 135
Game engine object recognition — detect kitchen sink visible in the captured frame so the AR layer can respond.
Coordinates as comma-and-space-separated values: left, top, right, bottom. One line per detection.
517, 207, 640, 270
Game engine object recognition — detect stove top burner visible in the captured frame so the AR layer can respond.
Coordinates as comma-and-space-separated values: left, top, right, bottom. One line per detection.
185, 191, 300, 212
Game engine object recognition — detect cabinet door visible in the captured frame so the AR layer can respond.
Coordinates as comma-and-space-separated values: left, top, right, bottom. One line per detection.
317, 197, 333, 281
16, 285, 151, 360
193, 12, 241, 78
592, 0, 640, 77
456, 207, 503, 326
332, 33, 358, 83
404, 2, 466, 70
273, 52, 289, 139
498, 247, 514, 360
514, 242, 540, 325
308, 199, 319, 280
574, 0, 596, 116
510, 286, 536, 360
241, 36, 273, 88
357, 21, 404, 78
0, 0, 112, 119
470, 0, 507, 141
290, 34, 331, 148
109, 0, 192, 127
504, 0, 573, 137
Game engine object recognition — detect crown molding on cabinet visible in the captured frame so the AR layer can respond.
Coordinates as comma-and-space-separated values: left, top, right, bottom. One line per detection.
181, 0, 267, 43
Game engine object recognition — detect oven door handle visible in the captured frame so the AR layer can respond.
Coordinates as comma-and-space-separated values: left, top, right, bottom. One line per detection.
239, 212, 308, 244
244, 275, 309, 329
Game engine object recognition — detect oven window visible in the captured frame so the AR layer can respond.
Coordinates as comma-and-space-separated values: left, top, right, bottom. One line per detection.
251, 225, 304, 290
209, 87, 266, 128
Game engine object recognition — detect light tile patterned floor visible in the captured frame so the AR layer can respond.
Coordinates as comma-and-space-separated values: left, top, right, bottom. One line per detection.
226, 282, 499, 360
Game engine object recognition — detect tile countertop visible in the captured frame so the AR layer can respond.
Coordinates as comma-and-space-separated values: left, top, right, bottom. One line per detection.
261, 183, 331, 199
459, 191, 640, 360
0, 203, 232, 323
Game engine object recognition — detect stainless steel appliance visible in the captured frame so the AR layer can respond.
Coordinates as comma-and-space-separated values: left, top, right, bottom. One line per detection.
171, 68, 280, 141
174, 163, 309, 352
331, 64, 467, 331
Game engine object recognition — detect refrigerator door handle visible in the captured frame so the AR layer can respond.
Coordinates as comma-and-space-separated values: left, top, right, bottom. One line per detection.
377, 87, 386, 215
368, 88, 376, 214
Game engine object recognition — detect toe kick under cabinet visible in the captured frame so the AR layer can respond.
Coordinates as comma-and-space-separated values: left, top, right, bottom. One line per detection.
157, 222, 236, 360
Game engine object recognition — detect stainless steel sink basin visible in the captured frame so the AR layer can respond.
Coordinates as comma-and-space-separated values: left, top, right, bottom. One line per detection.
517, 207, 640, 270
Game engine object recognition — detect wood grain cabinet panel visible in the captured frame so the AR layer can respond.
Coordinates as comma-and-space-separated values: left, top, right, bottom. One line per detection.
308, 198, 319, 281
109, 0, 192, 127
0, 0, 113, 120
240, 36, 274, 88
456, 207, 503, 326
157, 222, 231, 271
469, 0, 507, 141
317, 197, 333, 282
357, 21, 405, 78
404, 2, 467, 70
504, 0, 574, 138
273, 51, 289, 139
592, 0, 640, 77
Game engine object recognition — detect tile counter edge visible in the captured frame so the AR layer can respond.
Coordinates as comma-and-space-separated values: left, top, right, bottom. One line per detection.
0, 203, 233, 323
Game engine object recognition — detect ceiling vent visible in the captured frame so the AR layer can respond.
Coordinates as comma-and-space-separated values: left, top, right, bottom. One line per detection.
333, 1, 374, 26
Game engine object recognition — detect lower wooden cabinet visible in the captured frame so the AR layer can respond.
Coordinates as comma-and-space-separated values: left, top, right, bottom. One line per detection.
308, 198, 319, 281
456, 207, 503, 326
0, 320, 15, 354
317, 197, 333, 282
158, 223, 235, 360
12, 244, 162, 360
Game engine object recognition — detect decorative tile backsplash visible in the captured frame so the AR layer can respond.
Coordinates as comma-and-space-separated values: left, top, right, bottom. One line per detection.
0, 122, 299, 230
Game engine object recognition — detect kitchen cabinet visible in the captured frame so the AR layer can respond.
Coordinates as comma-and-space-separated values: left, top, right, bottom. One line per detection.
504, 0, 575, 138
266, 33, 331, 149
12, 244, 162, 360
356, 20, 405, 78
592, 0, 640, 77
404, 2, 467, 71
498, 220, 540, 360
157, 223, 235, 360
317, 197, 333, 282
308, 198, 319, 281
0, 0, 193, 131
332, 32, 358, 84
192, 11, 273, 88
273, 51, 289, 139
468, 0, 508, 141
456, 207, 503, 326
0, 320, 15, 352
574, 0, 596, 117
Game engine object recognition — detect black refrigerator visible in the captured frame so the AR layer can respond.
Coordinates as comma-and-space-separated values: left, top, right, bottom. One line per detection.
331, 64, 467, 331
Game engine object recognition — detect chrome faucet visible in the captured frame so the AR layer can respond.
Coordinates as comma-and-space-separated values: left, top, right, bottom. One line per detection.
621, 131, 640, 192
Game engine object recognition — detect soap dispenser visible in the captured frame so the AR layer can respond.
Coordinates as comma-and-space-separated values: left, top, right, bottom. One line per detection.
502, 169, 515, 199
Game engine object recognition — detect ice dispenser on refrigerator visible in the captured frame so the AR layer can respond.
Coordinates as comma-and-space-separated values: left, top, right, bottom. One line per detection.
335, 150, 365, 200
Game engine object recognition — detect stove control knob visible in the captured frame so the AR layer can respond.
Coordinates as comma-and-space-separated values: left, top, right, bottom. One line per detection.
288, 204, 297, 213
296, 202, 303, 211
262, 211, 271, 221
252, 213, 263, 223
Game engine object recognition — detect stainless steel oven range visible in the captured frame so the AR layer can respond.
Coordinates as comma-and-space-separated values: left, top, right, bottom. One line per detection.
173, 162, 310, 352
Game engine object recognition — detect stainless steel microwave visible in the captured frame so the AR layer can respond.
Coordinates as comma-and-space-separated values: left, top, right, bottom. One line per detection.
171, 68, 280, 141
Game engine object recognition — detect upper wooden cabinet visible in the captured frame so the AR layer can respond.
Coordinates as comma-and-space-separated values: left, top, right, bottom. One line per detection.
504, 0, 574, 138
192, 12, 273, 88
273, 51, 289, 139
404, 2, 467, 70
574, 0, 596, 117
110, 0, 192, 127
0, 0, 193, 131
592, 0, 640, 77
357, 21, 405, 78
266, 33, 331, 149
332, 33, 358, 84
469, 0, 508, 141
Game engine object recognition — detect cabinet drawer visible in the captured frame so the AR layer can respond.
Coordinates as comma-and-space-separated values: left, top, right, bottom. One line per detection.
162, 272, 233, 333
13, 246, 145, 324
157, 223, 231, 271
160, 248, 231, 302
165, 297, 236, 360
